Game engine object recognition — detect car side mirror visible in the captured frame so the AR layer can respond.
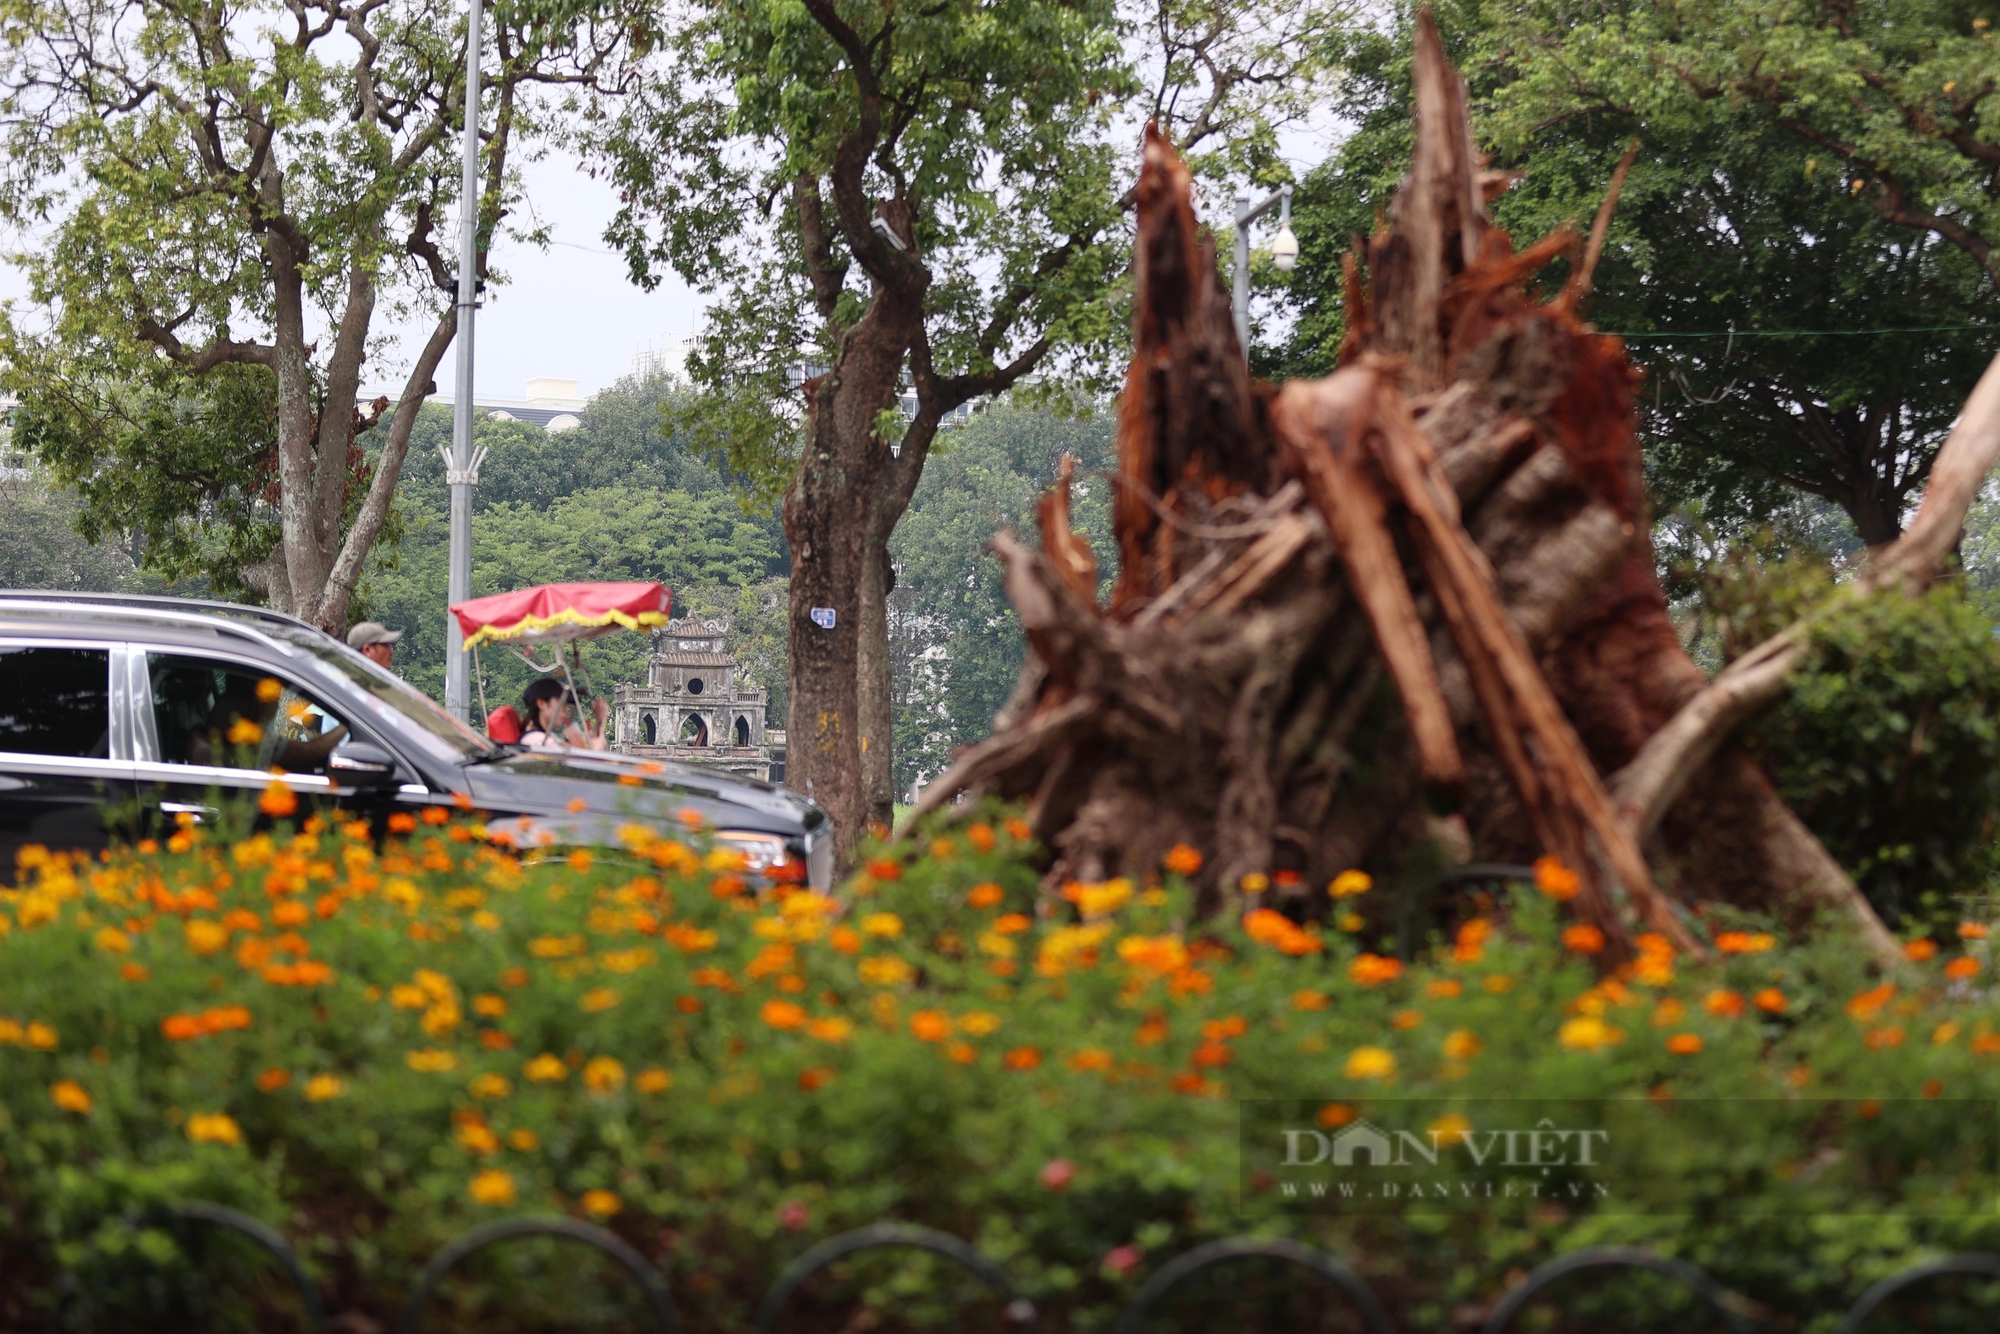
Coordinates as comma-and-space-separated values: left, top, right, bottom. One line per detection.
329, 741, 401, 791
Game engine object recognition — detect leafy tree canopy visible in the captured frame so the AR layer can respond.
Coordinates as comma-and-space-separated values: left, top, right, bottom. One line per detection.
1272, 0, 1996, 544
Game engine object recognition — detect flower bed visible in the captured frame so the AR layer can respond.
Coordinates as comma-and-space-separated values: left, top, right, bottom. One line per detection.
4, 806, 2000, 1330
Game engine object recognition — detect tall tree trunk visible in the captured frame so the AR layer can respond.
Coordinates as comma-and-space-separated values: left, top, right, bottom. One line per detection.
856, 532, 897, 830
783, 292, 918, 857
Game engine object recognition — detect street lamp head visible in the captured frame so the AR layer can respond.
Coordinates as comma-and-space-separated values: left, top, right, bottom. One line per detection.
1271, 223, 1299, 273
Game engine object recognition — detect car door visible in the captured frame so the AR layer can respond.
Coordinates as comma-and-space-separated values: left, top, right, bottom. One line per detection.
130, 648, 363, 830
0, 641, 136, 871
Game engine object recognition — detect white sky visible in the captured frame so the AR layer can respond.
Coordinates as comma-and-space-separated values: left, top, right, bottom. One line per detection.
397, 152, 708, 400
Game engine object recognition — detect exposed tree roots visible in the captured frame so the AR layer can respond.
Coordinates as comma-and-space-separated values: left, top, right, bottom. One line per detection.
912, 12, 2000, 968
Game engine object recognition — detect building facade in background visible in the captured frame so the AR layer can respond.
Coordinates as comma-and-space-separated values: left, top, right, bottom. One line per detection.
612, 616, 784, 783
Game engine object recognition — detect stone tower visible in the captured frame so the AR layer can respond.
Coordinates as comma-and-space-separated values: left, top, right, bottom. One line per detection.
611, 616, 784, 783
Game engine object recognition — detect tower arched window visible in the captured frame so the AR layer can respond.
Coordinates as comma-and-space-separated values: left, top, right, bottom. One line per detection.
734, 715, 750, 747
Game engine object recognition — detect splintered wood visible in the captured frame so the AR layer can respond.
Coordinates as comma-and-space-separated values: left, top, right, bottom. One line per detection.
915, 11, 1916, 964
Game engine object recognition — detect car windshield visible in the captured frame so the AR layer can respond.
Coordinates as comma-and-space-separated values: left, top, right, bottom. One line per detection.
269, 625, 494, 764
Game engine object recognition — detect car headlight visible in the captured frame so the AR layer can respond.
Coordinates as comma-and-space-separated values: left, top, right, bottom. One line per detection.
714, 829, 790, 874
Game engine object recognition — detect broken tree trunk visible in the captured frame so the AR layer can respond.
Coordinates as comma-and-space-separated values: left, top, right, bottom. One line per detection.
914, 12, 1938, 967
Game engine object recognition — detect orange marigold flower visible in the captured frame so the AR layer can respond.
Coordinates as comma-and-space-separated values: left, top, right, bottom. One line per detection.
1202, 1015, 1248, 1041
865, 857, 903, 882
1442, 1029, 1481, 1061
1714, 931, 1776, 954
1162, 844, 1203, 876
1328, 869, 1372, 898
1391, 1008, 1424, 1031
1001, 1045, 1042, 1071
1559, 1016, 1623, 1051
967, 882, 1005, 909
524, 1053, 568, 1082
761, 1000, 808, 1031
255, 1068, 291, 1092
1135, 1015, 1168, 1045
271, 901, 309, 928
1704, 989, 1747, 1019
1846, 983, 1896, 1021
119, 962, 149, 983
1865, 1025, 1906, 1050
798, 1066, 836, 1091
1068, 1047, 1114, 1072
1453, 918, 1490, 964
161, 1014, 204, 1042
582, 1056, 626, 1092
1349, 953, 1404, 986
1665, 1033, 1704, 1055
1317, 1102, 1356, 1128
1754, 988, 1787, 1014
1003, 818, 1032, 841
993, 913, 1032, 935
968, 823, 997, 853
50, 1080, 91, 1115
1905, 938, 1939, 962
1974, 1033, 2000, 1056
1428, 978, 1464, 999
187, 1112, 243, 1145
1959, 922, 1990, 939
945, 1041, 978, 1064
1532, 856, 1579, 901
386, 813, 417, 834
1561, 924, 1606, 955
1291, 989, 1329, 1011
499, 967, 530, 988
1191, 1040, 1233, 1068
258, 782, 298, 819
1947, 956, 1982, 981
635, 1068, 672, 1093
580, 1189, 622, 1218
304, 1074, 344, 1101
910, 1010, 952, 1042
469, 1169, 517, 1207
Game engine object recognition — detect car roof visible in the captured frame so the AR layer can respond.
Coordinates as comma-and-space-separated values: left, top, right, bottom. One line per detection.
0, 590, 321, 659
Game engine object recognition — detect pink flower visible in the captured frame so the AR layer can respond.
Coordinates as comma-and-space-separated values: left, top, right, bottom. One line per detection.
1103, 1244, 1144, 1274
778, 1200, 810, 1232
1038, 1159, 1075, 1191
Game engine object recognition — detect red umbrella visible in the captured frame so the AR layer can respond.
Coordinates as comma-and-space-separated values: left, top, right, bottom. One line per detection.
451, 581, 671, 650
449, 582, 671, 743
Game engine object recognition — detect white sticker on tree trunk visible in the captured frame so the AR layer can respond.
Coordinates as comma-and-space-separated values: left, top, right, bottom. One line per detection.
810, 607, 836, 629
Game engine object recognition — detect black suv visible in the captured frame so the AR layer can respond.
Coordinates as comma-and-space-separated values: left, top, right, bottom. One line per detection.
0, 592, 830, 886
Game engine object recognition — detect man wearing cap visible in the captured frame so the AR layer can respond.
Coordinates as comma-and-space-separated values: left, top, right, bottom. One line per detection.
346, 621, 404, 670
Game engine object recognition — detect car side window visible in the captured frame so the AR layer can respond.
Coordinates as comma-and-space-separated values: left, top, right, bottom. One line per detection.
147, 654, 353, 777
0, 646, 112, 759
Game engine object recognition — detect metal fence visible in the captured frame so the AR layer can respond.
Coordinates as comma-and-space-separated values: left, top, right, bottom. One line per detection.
46, 1202, 2000, 1333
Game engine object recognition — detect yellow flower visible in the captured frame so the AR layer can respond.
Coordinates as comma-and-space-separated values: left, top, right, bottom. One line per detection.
580, 988, 621, 1012
255, 677, 284, 703
415, 969, 454, 1001
187, 1112, 243, 1146
184, 920, 229, 955
1557, 1017, 1623, 1052
524, 1053, 568, 1082
390, 984, 428, 1010
472, 994, 508, 1018
1428, 1112, 1472, 1145
469, 1169, 517, 1206
421, 1000, 463, 1035
304, 1074, 345, 1101
1067, 878, 1133, 919
93, 927, 131, 955
1533, 856, 1580, 901
507, 1127, 539, 1151
50, 1080, 92, 1115
761, 999, 808, 1030
1328, 870, 1372, 898
25, 1022, 56, 1050
1344, 1046, 1397, 1081
861, 912, 904, 939
957, 1011, 1003, 1036
406, 1049, 458, 1072
858, 957, 914, 986
582, 1056, 626, 1092
807, 1017, 853, 1043
580, 1188, 622, 1218
635, 1068, 673, 1093
470, 909, 502, 931
470, 1073, 513, 1099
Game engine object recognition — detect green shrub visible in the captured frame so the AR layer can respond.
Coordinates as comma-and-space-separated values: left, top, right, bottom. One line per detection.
2, 809, 2000, 1331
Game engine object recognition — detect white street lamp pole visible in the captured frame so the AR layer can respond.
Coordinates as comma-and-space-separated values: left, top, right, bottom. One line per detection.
442, 0, 487, 722
1232, 184, 1298, 364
